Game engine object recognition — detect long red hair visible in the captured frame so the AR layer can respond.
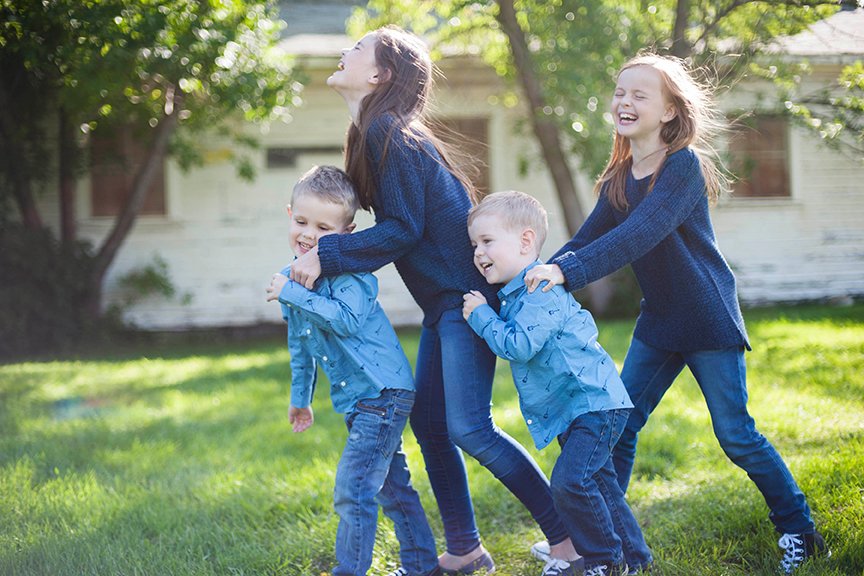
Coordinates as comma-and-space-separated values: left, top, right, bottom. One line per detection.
344, 26, 479, 210
596, 54, 728, 210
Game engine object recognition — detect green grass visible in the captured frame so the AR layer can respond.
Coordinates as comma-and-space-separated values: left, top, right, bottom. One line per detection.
1, 304, 862, 576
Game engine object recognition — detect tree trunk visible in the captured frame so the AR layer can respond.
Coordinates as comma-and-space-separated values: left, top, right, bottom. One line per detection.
494, 0, 614, 314
58, 108, 77, 243
86, 105, 180, 318
671, 0, 691, 58
0, 80, 44, 231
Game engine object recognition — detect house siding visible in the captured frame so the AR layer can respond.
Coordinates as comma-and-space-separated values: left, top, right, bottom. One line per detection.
34, 19, 864, 330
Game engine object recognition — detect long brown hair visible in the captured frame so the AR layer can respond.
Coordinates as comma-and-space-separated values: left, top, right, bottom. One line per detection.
596, 53, 729, 210
344, 26, 479, 210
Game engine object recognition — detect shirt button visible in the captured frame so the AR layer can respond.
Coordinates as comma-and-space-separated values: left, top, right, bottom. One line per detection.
286, 303, 291, 308
526, 419, 533, 425
340, 381, 346, 387
306, 329, 311, 335
501, 300, 507, 306
322, 356, 328, 361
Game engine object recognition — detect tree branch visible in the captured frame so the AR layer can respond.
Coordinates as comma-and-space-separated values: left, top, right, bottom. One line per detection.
494, 0, 586, 235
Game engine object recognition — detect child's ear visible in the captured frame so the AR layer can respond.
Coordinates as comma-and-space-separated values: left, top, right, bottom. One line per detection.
344, 222, 356, 234
520, 228, 537, 255
286, 204, 292, 217
370, 67, 392, 85
662, 103, 677, 123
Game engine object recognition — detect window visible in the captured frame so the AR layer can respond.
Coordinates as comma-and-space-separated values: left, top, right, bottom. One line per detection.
728, 115, 790, 198
436, 117, 490, 196
266, 146, 343, 169
90, 127, 166, 217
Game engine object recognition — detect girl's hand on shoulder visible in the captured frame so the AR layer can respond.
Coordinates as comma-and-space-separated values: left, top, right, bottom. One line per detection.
290, 246, 321, 290
525, 264, 564, 293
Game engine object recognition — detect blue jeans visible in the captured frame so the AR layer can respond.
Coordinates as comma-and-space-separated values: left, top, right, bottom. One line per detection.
551, 409, 653, 571
333, 389, 439, 576
613, 338, 814, 535
410, 307, 568, 555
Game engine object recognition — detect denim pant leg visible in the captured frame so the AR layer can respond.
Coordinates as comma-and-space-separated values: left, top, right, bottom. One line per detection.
551, 410, 631, 568
685, 347, 815, 534
612, 338, 685, 492
594, 412, 654, 571
377, 420, 440, 572
411, 317, 480, 555
334, 390, 436, 575
411, 308, 568, 555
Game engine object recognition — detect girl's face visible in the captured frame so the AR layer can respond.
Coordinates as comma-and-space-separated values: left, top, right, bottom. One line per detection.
611, 65, 676, 145
326, 32, 380, 97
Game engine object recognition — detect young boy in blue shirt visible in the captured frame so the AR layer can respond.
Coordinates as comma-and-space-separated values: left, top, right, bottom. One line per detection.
266, 165, 440, 576
462, 191, 652, 576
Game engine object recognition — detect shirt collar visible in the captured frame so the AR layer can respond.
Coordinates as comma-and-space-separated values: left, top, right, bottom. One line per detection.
498, 259, 542, 300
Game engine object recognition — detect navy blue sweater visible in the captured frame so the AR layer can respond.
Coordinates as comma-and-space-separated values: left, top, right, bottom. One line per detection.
551, 148, 749, 352
317, 116, 498, 327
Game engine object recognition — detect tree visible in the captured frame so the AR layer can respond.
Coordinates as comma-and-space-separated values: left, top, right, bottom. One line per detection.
0, 0, 300, 316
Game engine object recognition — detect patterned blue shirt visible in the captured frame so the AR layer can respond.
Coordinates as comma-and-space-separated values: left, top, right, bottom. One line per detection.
278, 266, 413, 414
467, 261, 633, 449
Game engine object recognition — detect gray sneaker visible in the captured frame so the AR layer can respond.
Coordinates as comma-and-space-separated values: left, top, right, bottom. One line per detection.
541, 558, 580, 576
584, 564, 629, 576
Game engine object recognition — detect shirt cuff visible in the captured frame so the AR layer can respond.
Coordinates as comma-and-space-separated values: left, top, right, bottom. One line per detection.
552, 251, 587, 292
467, 303, 498, 335
317, 234, 343, 276
278, 277, 311, 307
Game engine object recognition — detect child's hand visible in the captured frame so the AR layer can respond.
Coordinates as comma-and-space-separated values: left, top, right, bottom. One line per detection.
288, 405, 314, 433
265, 273, 288, 302
525, 264, 564, 293
290, 246, 321, 290
462, 290, 487, 320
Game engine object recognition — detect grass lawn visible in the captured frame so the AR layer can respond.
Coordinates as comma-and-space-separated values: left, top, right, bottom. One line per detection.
1, 303, 862, 576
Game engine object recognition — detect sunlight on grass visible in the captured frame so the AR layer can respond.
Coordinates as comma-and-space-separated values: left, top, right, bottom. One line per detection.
1, 304, 862, 575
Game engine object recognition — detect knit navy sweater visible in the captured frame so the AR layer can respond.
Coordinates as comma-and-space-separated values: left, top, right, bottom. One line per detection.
317, 115, 498, 327
551, 148, 749, 352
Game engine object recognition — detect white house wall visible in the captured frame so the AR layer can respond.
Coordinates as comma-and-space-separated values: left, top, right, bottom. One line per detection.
37, 54, 863, 331
63, 60, 575, 330
714, 68, 864, 304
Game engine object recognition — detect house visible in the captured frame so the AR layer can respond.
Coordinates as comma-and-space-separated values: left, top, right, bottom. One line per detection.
48, 4, 864, 330
712, 6, 864, 304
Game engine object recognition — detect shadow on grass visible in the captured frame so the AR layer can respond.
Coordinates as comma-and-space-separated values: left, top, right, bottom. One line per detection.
0, 357, 346, 490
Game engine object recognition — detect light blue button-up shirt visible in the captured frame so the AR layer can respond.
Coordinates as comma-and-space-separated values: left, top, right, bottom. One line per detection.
467, 261, 633, 449
278, 266, 413, 414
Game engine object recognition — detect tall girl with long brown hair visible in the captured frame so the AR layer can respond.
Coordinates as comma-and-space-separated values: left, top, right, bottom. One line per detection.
287, 26, 575, 576
524, 54, 828, 575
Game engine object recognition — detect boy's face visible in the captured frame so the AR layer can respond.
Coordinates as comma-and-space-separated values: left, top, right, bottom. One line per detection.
288, 194, 355, 256
468, 213, 536, 285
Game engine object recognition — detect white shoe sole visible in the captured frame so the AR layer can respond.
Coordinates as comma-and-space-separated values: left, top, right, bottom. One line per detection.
531, 541, 552, 563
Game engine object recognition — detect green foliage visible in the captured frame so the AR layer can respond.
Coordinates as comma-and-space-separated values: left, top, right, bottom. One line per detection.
775, 60, 864, 158
0, 0, 301, 195
0, 305, 862, 574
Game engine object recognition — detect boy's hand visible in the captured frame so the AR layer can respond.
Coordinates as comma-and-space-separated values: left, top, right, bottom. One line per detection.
524, 264, 564, 293
462, 290, 487, 320
290, 246, 321, 290
265, 273, 288, 302
288, 405, 314, 433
